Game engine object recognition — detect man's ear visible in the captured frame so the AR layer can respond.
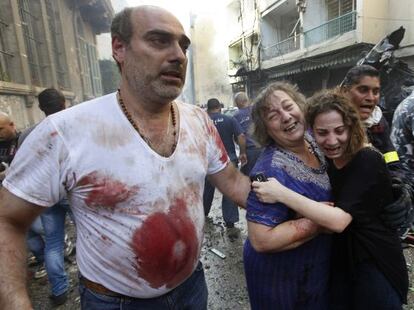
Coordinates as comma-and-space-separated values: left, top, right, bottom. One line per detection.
112, 36, 127, 66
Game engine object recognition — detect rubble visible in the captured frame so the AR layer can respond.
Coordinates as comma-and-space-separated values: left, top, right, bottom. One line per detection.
28, 192, 414, 309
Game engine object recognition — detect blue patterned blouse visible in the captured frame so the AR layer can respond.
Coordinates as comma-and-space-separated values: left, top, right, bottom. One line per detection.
244, 133, 333, 310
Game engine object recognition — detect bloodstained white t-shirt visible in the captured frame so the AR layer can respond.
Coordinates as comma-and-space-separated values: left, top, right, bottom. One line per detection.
3, 92, 229, 298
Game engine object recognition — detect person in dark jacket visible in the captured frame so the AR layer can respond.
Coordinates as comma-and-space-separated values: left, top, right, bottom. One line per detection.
341, 65, 397, 162
203, 98, 247, 228
233, 92, 263, 176
341, 65, 414, 235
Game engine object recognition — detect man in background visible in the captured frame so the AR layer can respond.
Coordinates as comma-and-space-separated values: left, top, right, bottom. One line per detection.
0, 112, 19, 183
203, 98, 247, 229
233, 92, 262, 176
20, 88, 71, 307
341, 65, 414, 235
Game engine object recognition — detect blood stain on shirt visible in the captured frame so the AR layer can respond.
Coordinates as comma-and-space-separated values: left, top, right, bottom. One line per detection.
77, 171, 139, 209
131, 197, 198, 289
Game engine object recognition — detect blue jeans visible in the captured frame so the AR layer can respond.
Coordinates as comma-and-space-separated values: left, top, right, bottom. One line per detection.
203, 160, 239, 224
330, 262, 402, 309
26, 199, 71, 296
79, 261, 208, 310
27, 217, 45, 262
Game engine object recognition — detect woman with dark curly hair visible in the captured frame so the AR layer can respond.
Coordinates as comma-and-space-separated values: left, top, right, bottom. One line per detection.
253, 89, 408, 309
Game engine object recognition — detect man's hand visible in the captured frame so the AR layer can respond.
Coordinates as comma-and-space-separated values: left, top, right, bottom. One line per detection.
380, 177, 414, 232
239, 152, 247, 167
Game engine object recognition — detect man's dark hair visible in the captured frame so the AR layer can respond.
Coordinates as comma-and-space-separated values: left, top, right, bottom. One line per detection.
341, 65, 380, 89
111, 8, 135, 46
207, 98, 221, 111
111, 7, 135, 72
38, 88, 65, 116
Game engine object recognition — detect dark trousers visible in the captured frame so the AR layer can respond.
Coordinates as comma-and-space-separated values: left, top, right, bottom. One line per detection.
203, 160, 239, 224
79, 261, 208, 310
330, 262, 402, 310
241, 148, 262, 176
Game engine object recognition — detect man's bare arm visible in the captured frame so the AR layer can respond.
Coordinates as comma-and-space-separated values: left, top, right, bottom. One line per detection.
0, 188, 44, 310
207, 163, 251, 208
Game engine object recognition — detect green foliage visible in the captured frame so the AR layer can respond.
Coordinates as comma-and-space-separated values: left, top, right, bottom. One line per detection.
99, 59, 120, 94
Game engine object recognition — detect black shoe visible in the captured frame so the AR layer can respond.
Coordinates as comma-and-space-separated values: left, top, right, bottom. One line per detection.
225, 222, 235, 228
50, 291, 68, 307
226, 227, 240, 241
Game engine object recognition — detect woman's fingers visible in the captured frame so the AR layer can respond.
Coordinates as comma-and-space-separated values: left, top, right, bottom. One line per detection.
252, 178, 283, 203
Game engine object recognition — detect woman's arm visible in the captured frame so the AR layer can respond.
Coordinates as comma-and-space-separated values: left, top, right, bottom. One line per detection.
253, 178, 352, 233
248, 217, 321, 253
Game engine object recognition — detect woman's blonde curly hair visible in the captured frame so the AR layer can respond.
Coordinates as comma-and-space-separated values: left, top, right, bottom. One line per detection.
251, 81, 306, 147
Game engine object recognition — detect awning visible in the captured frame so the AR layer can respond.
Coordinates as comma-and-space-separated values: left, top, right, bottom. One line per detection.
265, 43, 373, 79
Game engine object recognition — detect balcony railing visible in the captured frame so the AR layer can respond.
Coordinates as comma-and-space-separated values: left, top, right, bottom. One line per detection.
262, 34, 300, 60
304, 11, 357, 47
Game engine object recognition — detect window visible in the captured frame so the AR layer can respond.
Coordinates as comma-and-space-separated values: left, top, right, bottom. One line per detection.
88, 45, 102, 95
45, 0, 69, 89
326, 0, 356, 19
0, 1, 21, 84
79, 37, 93, 96
0, 18, 13, 82
18, 0, 51, 86
77, 15, 102, 97
326, 0, 356, 38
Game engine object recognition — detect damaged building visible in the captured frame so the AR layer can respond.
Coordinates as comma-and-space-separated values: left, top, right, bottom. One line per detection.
0, 0, 113, 129
226, 0, 414, 97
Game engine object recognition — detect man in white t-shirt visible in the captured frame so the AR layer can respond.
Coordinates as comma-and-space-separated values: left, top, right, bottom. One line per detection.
0, 6, 250, 310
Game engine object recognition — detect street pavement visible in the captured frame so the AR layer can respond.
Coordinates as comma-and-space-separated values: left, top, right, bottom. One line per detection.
28, 191, 414, 309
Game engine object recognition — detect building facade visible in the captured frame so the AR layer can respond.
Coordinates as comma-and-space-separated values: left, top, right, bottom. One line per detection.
0, 0, 113, 129
227, 0, 414, 97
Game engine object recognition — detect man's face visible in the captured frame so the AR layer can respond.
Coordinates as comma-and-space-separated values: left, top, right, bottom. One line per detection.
114, 8, 190, 104
0, 120, 16, 141
344, 76, 380, 121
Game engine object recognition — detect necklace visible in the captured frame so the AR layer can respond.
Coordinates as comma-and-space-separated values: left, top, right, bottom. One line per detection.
117, 89, 177, 153
307, 142, 316, 156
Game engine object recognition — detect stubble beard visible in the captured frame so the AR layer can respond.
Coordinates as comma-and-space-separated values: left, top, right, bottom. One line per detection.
151, 78, 183, 102
124, 59, 184, 104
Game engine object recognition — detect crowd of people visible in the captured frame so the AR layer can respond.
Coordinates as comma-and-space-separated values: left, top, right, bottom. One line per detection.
0, 4, 413, 310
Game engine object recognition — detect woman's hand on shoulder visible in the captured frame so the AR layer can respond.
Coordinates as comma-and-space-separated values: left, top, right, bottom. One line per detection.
252, 177, 286, 204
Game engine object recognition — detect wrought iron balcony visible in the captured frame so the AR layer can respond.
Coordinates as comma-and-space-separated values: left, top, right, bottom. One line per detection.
262, 34, 300, 60
304, 11, 357, 48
